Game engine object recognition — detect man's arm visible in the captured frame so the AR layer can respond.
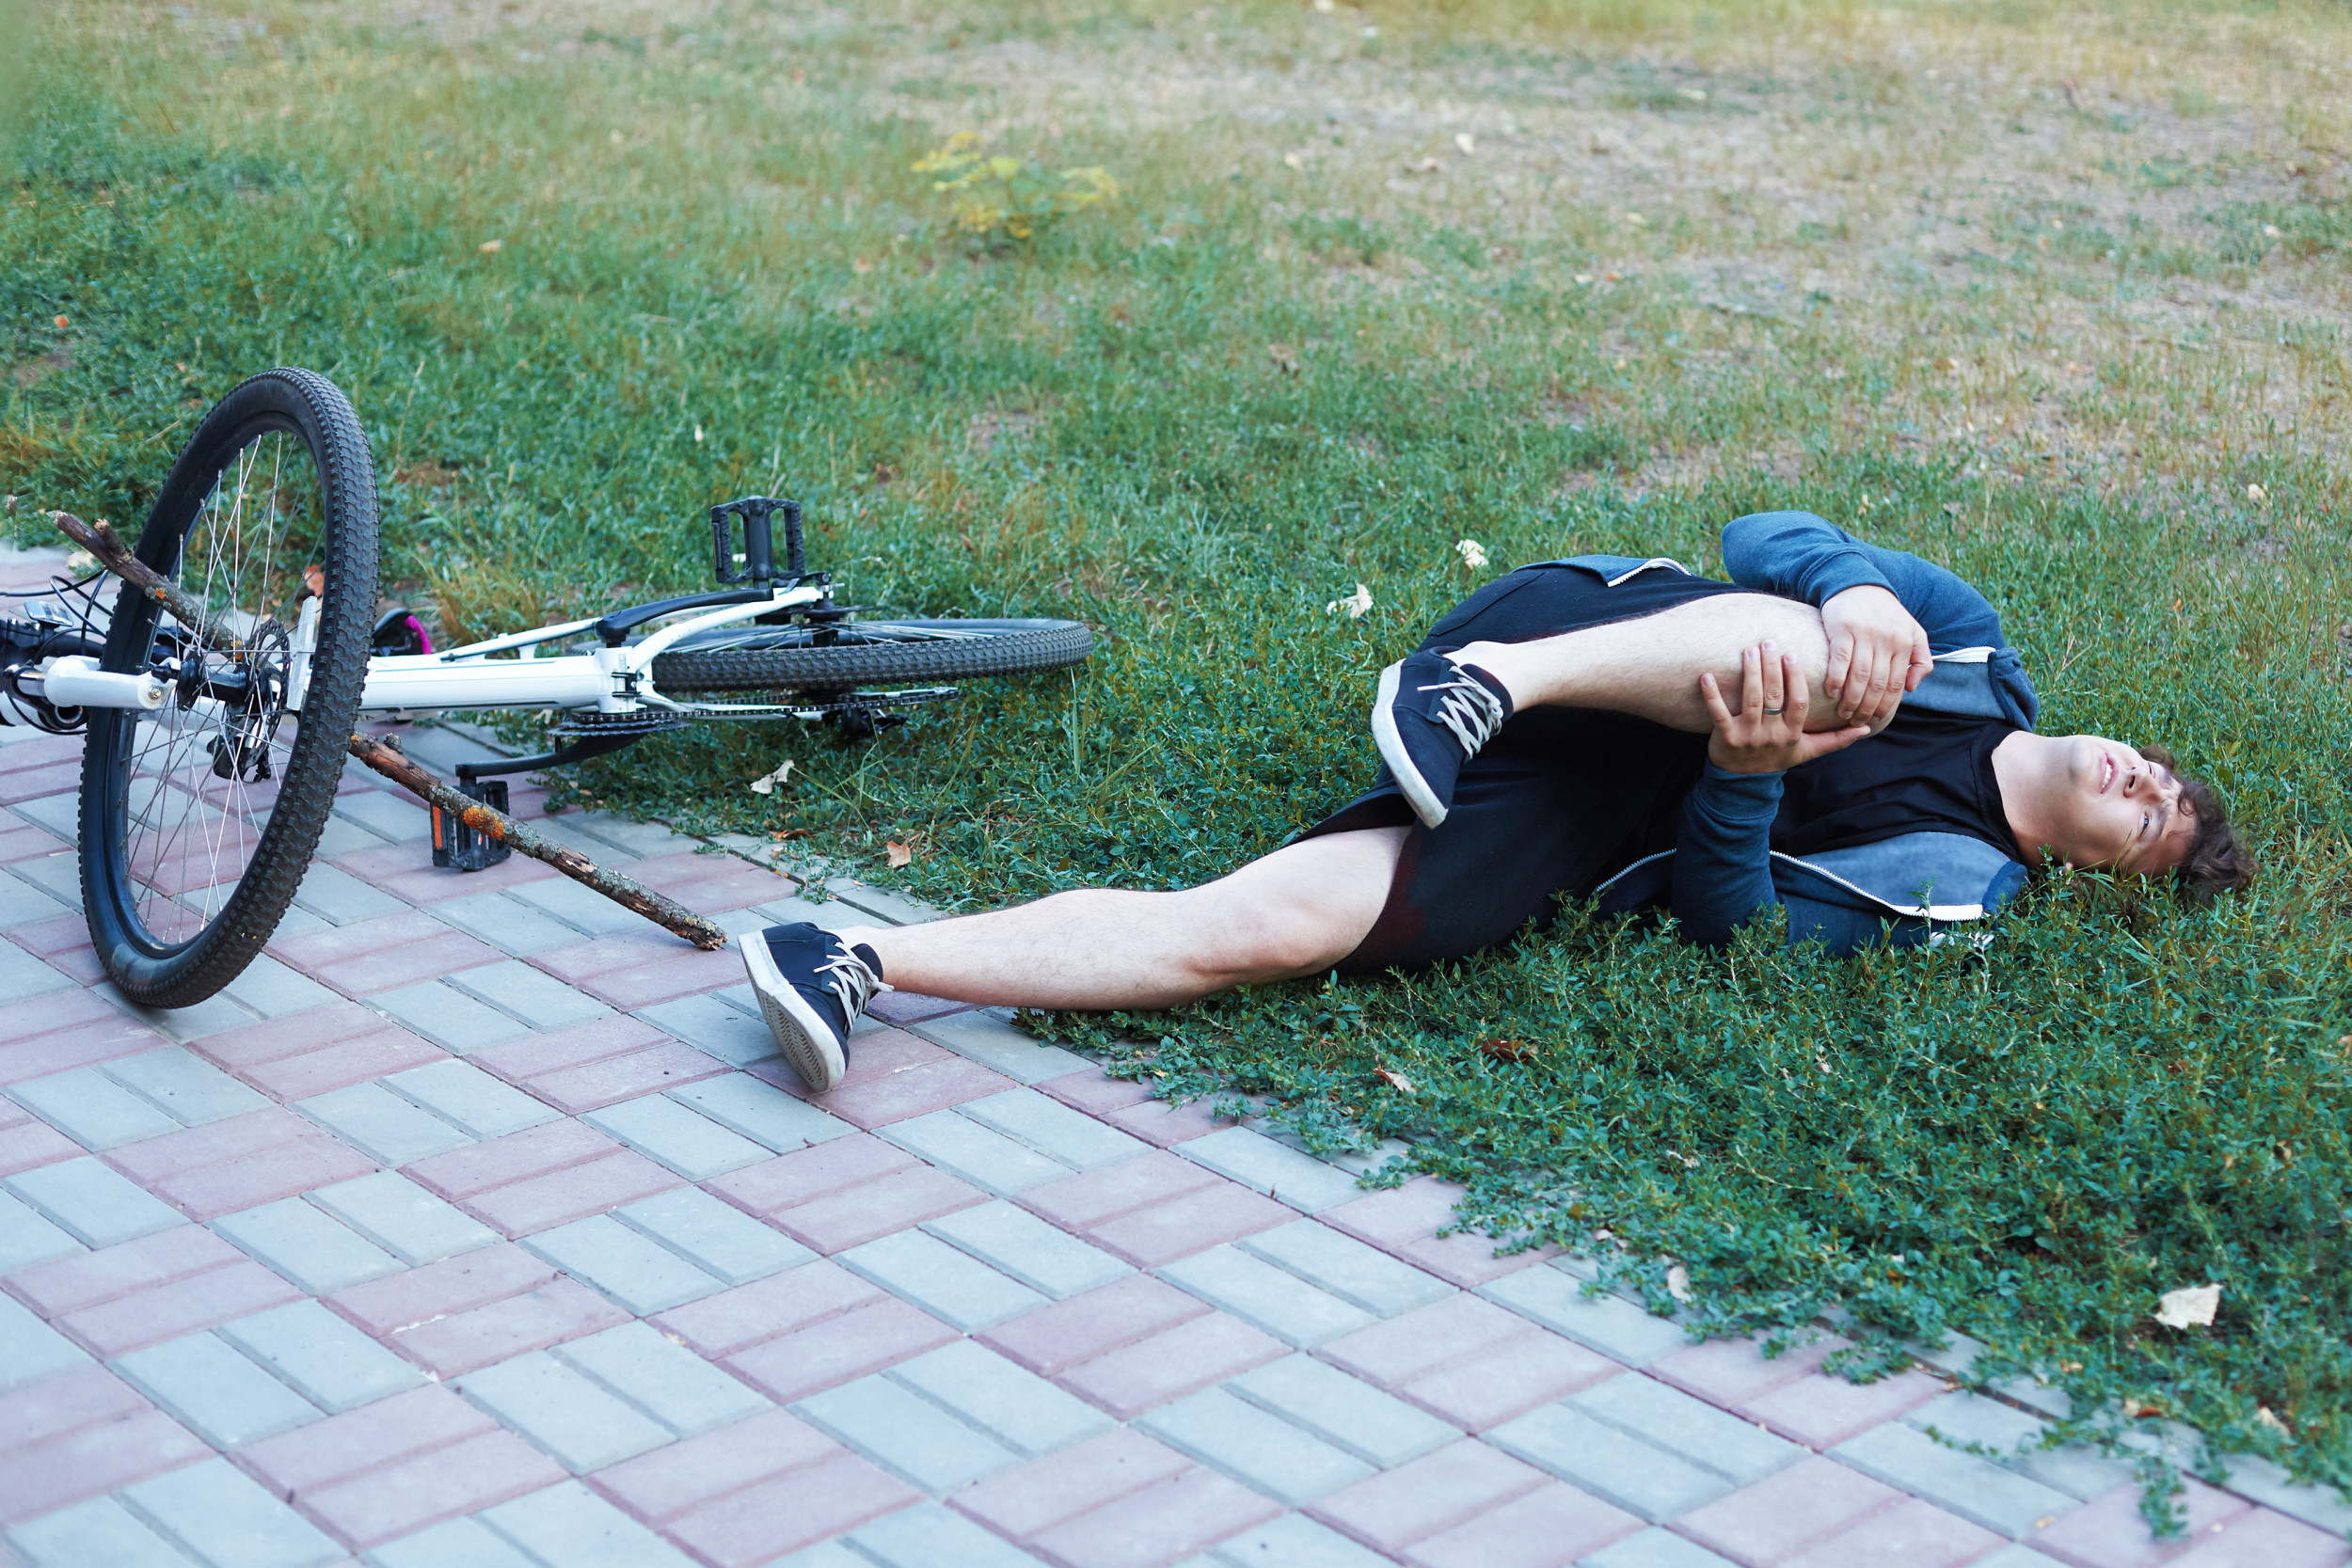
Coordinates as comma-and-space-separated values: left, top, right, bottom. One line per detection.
1721, 511, 2009, 729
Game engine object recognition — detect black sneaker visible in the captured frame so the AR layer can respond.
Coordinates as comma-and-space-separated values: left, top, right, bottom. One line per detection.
1371, 649, 1513, 829
739, 923, 890, 1094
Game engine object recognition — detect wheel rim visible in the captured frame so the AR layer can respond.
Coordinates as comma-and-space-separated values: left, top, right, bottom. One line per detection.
111, 423, 318, 953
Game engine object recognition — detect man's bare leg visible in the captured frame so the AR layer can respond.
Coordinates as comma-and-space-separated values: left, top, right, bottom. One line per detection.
835, 825, 1407, 1010
1458, 592, 1842, 734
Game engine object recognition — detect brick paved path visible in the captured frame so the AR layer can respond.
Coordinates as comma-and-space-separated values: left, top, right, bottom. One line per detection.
2, 551, 2347, 1568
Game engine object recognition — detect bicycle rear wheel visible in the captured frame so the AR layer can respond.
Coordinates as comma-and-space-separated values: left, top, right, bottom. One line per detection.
80, 369, 379, 1008
647, 618, 1091, 692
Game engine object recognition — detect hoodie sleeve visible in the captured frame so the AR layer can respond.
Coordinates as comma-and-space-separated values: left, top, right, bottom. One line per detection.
1720, 511, 2007, 655
1670, 764, 1785, 948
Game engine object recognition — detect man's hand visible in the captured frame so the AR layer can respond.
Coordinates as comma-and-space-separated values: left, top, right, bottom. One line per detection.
1820, 584, 1932, 731
1698, 642, 1872, 774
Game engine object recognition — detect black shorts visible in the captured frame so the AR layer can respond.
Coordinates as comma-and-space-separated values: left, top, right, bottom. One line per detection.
1300, 562, 1743, 973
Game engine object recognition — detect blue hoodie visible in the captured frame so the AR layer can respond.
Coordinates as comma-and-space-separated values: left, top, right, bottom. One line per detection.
1546, 512, 2040, 954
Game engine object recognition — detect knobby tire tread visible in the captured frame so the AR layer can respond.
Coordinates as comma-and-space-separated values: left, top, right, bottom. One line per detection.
650, 620, 1092, 691
80, 368, 379, 1008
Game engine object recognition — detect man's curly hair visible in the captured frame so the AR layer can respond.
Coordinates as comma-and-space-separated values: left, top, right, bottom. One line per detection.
2142, 746, 2256, 903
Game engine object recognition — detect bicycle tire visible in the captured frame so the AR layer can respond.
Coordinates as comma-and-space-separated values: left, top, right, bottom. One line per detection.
649, 618, 1092, 692
81, 368, 379, 1008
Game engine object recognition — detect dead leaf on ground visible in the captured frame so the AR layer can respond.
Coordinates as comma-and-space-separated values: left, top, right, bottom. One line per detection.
1375, 1068, 1416, 1094
748, 760, 795, 796
886, 840, 914, 868
1478, 1037, 1537, 1063
2153, 1282, 2220, 1329
1665, 1262, 1693, 1302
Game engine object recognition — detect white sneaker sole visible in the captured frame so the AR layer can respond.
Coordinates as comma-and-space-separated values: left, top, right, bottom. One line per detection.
1371, 658, 1449, 829
739, 934, 849, 1094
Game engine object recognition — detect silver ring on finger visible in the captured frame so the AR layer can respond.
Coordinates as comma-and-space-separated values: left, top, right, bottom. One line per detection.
1762, 706, 1783, 716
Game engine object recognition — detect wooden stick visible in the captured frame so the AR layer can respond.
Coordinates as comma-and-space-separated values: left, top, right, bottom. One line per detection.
52, 512, 241, 651
346, 734, 730, 951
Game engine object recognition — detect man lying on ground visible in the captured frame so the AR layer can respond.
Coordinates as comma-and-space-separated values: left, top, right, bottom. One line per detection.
739, 511, 2256, 1093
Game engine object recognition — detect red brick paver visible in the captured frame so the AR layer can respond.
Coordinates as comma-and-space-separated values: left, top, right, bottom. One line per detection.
191, 1002, 444, 1101
1057, 1311, 1288, 1419
2032, 1479, 2254, 1568
0, 1366, 207, 1523
951, 1427, 1196, 1544
235, 1385, 564, 1549
1321, 1292, 1618, 1430
652, 1259, 882, 1360
1671, 1455, 1906, 1567
1403, 1481, 1643, 1568
979, 1275, 1212, 1378
106, 1106, 377, 1218
1310, 1439, 1549, 1558
1030, 1466, 1284, 1568
329, 1243, 627, 1377
273, 908, 501, 995
723, 1296, 961, 1402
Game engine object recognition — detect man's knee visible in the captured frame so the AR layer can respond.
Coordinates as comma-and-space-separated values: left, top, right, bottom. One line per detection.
1180, 832, 1401, 985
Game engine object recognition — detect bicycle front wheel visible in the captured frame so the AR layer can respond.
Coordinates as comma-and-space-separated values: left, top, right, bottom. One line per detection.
647, 618, 1092, 692
80, 368, 380, 1008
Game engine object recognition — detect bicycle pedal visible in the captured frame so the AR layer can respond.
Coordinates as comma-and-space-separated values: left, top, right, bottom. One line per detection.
432, 779, 513, 872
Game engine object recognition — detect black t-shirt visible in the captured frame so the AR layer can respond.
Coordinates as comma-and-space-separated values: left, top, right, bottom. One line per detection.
1770, 708, 2026, 862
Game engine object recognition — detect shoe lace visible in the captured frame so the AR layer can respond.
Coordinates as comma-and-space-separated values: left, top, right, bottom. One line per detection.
1419, 671, 1506, 757
813, 947, 891, 1022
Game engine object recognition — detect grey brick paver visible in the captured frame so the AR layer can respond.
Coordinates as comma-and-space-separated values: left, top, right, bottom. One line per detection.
1, 866, 75, 925
1160, 1245, 1375, 1347
289, 862, 406, 925
368, 1513, 546, 1568
1570, 1372, 1802, 1485
509, 877, 648, 936
105, 1049, 272, 1125
1486, 1401, 1735, 1522
1138, 1386, 1375, 1505
612, 1185, 812, 1283
212, 1196, 402, 1293
4, 1495, 199, 1568
0, 936, 72, 1001
0, 1291, 91, 1390
796, 1372, 1025, 1492
295, 1082, 474, 1165
882, 1108, 1071, 1195
1902, 1391, 2132, 1503
1834, 1420, 2080, 1537
924, 1198, 1133, 1299
217, 1298, 425, 1412
585, 1092, 771, 1179
1578, 1527, 1740, 1567
2217, 1453, 2352, 1535
1178, 1128, 1364, 1212
216, 954, 340, 1019
837, 1504, 1040, 1568
524, 1214, 726, 1314
908, 1012, 1088, 1085
634, 993, 778, 1067
435, 891, 590, 957
387, 1058, 562, 1138
8, 850, 83, 910
374, 980, 532, 1053
669, 1072, 852, 1150
1481, 1263, 1692, 1366
959, 1086, 1146, 1169
307, 1169, 500, 1263
1237, 1219, 1452, 1319
478, 1480, 699, 1568
847, 1501, 1046, 1568
10, 1066, 183, 1148
1228, 1353, 1458, 1468
551, 1319, 769, 1435
457, 1353, 675, 1473
1970, 1549, 2068, 1568
840, 1227, 1048, 1330
6, 1155, 185, 1246
452, 959, 616, 1030
0, 1189, 85, 1274
333, 790, 434, 842
309, 813, 396, 859
113, 1330, 324, 1448
99, 985, 260, 1047
1207, 1512, 1399, 1568
887, 1339, 1113, 1458
565, 810, 691, 857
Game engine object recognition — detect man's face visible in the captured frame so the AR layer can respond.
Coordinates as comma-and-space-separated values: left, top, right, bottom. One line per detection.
2033, 734, 2197, 874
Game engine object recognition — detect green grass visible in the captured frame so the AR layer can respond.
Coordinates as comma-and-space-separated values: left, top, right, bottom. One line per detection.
8, 0, 2352, 1525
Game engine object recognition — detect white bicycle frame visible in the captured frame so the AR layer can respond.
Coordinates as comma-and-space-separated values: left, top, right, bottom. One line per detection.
352, 581, 834, 720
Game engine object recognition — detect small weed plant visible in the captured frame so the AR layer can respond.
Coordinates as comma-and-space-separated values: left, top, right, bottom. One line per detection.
912, 132, 1118, 246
